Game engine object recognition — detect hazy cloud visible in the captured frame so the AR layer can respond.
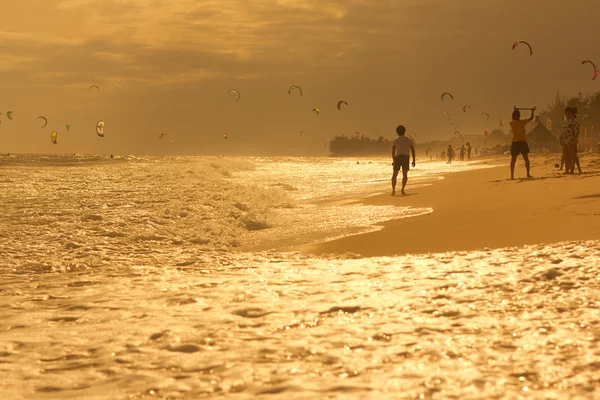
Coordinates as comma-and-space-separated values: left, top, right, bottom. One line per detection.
2, 0, 600, 154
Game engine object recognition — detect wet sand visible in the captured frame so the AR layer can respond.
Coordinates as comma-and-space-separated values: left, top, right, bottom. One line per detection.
300, 153, 600, 257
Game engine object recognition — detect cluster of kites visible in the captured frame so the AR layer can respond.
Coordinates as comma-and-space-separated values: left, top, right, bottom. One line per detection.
440, 96, 492, 136
6, 39, 597, 148
512, 40, 598, 79
1, 110, 78, 145
16, 85, 106, 145
222, 84, 350, 139
440, 40, 598, 138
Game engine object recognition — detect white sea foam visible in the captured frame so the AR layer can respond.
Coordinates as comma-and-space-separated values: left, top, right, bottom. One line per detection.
2, 155, 595, 399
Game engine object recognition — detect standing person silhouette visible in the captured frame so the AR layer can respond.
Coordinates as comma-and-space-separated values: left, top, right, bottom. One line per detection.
561, 107, 581, 174
466, 142, 472, 161
391, 125, 416, 196
447, 145, 454, 164
509, 107, 535, 179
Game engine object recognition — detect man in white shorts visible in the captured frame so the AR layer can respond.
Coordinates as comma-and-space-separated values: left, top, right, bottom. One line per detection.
391, 125, 416, 196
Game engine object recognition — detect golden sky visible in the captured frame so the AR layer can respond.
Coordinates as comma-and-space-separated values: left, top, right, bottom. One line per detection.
2, 0, 600, 155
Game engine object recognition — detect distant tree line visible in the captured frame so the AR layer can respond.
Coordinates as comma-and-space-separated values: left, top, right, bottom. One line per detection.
329, 133, 417, 156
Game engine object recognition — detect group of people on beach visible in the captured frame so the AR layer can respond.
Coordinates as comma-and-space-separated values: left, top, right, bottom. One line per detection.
440, 142, 472, 164
390, 105, 585, 195
509, 105, 583, 178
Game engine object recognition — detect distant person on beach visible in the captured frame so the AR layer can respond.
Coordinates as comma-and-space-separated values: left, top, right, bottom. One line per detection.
391, 125, 416, 196
559, 154, 564, 170
558, 150, 581, 173
561, 107, 581, 174
509, 107, 535, 179
573, 124, 582, 174
459, 145, 466, 162
447, 145, 454, 164
466, 142, 472, 161
440, 151, 446, 161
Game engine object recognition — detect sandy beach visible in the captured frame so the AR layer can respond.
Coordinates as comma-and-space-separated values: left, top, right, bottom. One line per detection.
300, 153, 600, 257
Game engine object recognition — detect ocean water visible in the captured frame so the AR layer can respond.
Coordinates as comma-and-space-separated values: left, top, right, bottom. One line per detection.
1, 154, 598, 399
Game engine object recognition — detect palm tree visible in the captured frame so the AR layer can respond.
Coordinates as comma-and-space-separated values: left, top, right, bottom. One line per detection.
539, 90, 567, 136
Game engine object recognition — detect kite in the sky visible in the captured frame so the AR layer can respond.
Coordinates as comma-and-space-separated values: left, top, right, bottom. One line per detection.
441, 92, 454, 101
288, 85, 303, 96
336, 100, 348, 110
582, 60, 599, 80
223, 132, 228, 139
96, 120, 105, 137
89, 85, 100, 92
462, 105, 470, 113
228, 90, 240, 102
512, 40, 533, 56
38, 116, 48, 128
6, 111, 13, 120
481, 112, 490, 121
157, 132, 167, 140
321, 140, 328, 147
299, 131, 303, 137
51, 131, 58, 144
454, 130, 460, 135
313, 108, 320, 115
442, 111, 450, 118
66, 124, 70, 131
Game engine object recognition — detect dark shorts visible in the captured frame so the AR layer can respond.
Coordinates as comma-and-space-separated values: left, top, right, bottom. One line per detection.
511, 141, 529, 156
393, 155, 410, 171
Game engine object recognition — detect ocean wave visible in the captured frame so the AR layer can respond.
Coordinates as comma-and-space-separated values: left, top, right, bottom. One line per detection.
0, 157, 293, 263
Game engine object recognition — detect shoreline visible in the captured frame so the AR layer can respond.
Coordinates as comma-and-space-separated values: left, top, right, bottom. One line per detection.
295, 154, 600, 257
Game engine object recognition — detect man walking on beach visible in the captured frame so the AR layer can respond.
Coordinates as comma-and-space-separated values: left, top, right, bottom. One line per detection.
391, 125, 416, 196
509, 107, 535, 179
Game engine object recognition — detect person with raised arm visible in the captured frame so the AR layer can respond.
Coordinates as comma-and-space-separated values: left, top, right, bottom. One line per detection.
509, 106, 535, 179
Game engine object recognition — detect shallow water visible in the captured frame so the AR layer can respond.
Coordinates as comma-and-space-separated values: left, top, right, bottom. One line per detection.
1, 155, 598, 399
